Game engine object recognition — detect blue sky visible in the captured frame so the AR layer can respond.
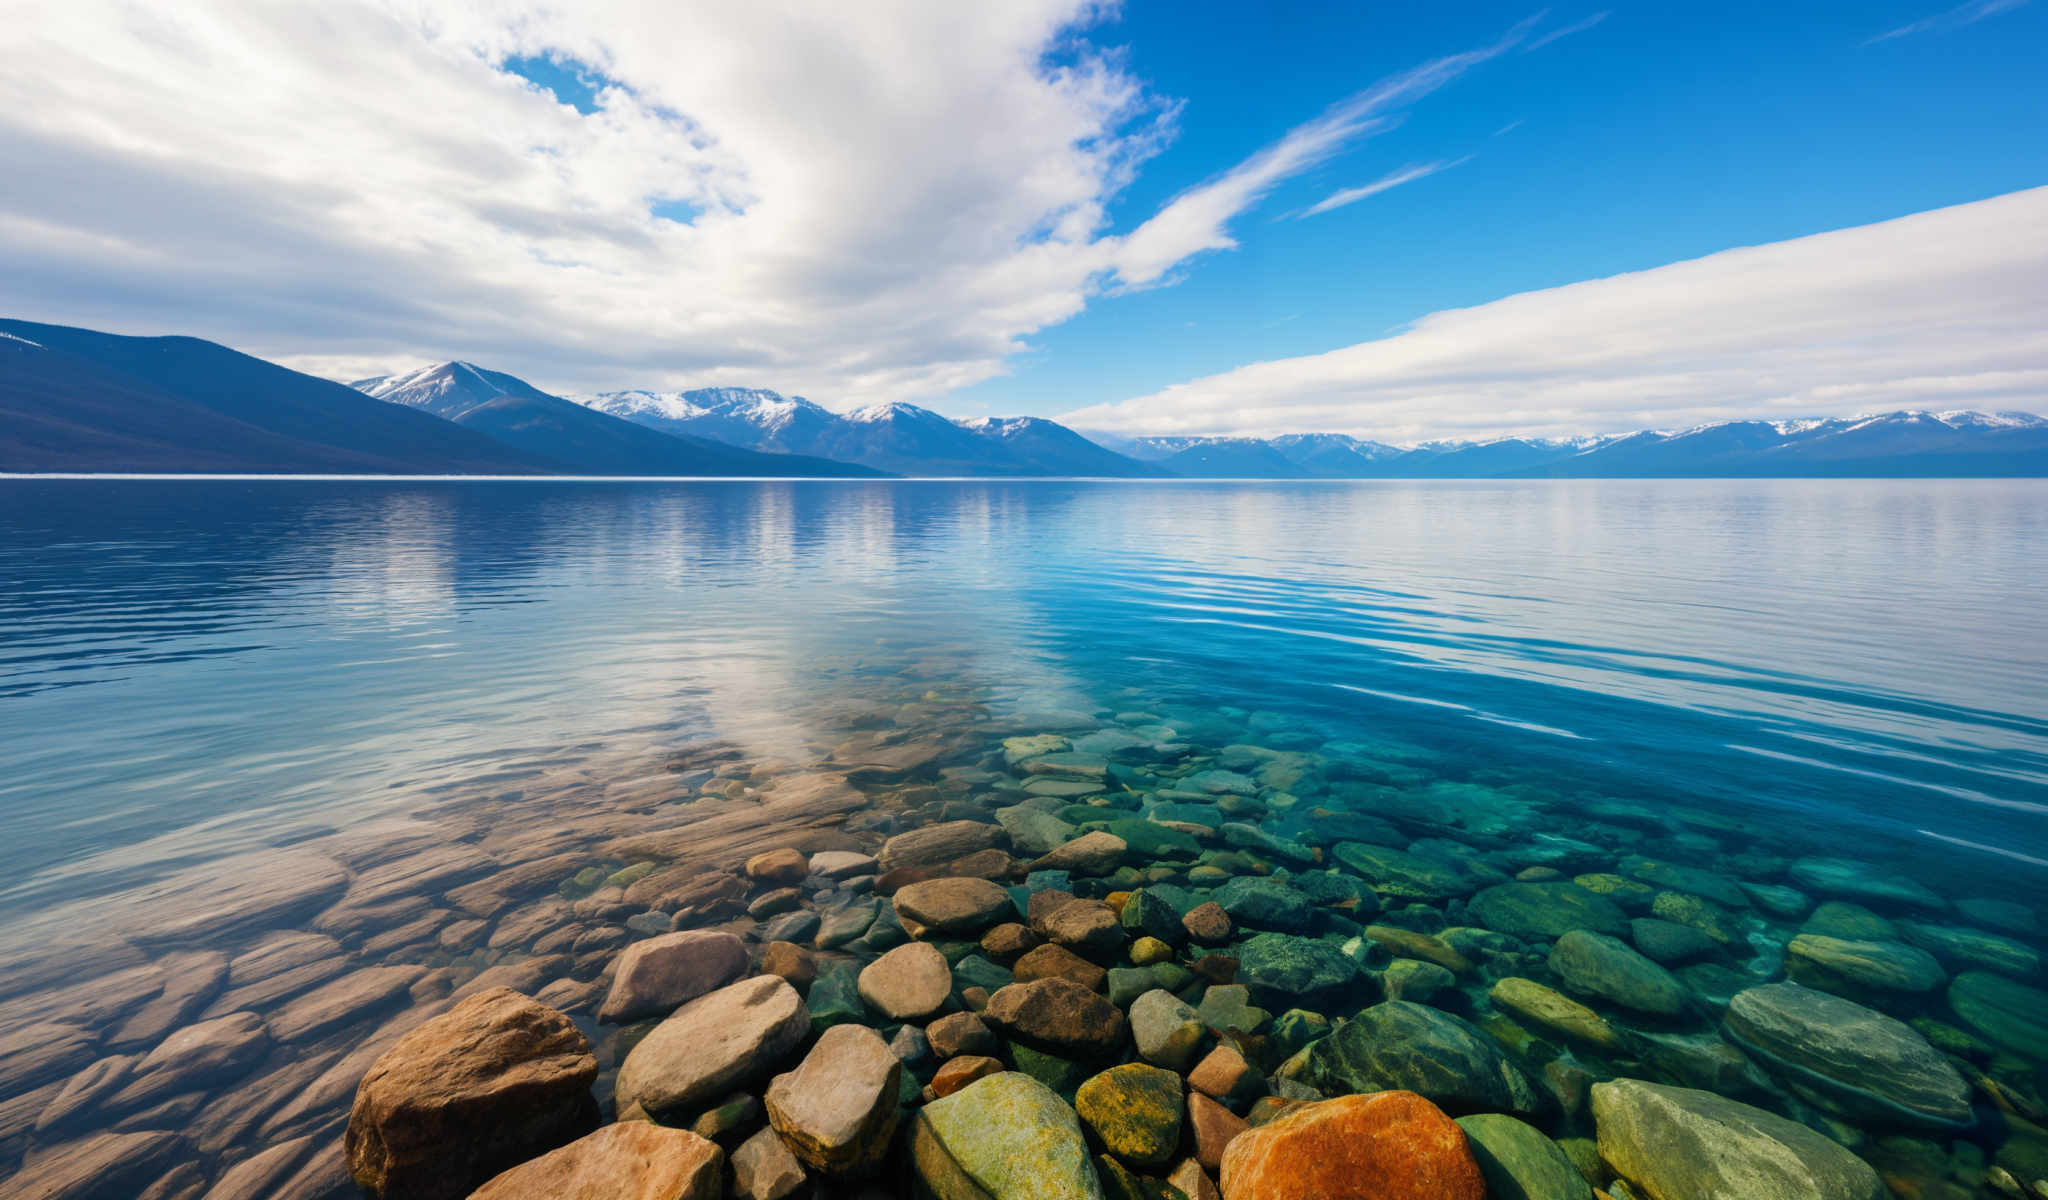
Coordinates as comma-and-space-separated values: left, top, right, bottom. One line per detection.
958, 0, 2048, 419
2, 1, 2044, 440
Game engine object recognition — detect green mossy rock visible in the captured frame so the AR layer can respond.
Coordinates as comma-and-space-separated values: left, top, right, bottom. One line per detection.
913, 1071, 1105, 1200
1456, 1112, 1594, 1200
1075, 1063, 1184, 1167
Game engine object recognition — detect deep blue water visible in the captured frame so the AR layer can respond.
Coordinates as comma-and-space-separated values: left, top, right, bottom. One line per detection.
3, 476, 2043, 922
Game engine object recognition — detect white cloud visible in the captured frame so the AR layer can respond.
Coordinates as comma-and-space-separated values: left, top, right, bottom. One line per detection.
0, 1, 1540, 409
1523, 12, 1610, 53
1297, 157, 1473, 219
1866, 0, 2030, 43
1062, 187, 2048, 442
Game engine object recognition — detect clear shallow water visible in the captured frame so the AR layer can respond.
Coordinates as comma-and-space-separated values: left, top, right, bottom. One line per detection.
2, 477, 2045, 1195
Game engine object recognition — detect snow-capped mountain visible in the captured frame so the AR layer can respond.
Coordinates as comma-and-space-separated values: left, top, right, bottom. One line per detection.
350, 362, 878, 477
570, 389, 1165, 477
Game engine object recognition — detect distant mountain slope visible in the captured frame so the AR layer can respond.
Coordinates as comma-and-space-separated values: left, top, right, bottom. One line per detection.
354, 363, 883, 477
1096, 412, 2048, 478
0, 320, 553, 474
571, 388, 1162, 477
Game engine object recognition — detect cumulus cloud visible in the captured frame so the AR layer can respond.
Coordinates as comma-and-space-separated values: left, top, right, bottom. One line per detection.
0, 1, 1541, 407
1061, 187, 2048, 443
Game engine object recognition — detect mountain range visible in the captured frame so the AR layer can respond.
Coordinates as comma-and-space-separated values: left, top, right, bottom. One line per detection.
4, 317, 2044, 477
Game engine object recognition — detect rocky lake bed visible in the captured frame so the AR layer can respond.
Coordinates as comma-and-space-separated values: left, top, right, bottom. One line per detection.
2, 686, 2045, 1200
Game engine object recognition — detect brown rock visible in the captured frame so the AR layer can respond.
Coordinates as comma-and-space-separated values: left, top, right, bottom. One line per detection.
948, 848, 1021, 879
1012, 943, 1108, 992
980, 922, 1038, 962
270, 965, 425, 1042
1218, 1091, 1486, 1200
0, 1021, 95, 1105
1169, 1157, 1222, 1200
928, 1055, 1005, 1099
731, 1126, 807, 1200
344, 987, 598, 1200
106, 951, 228, 1051
765, 1024, 904, 1176
597, 930, 749, 1023
1041, 900, 1124, 955
858, 941, 953, 1021
745, 848, 810, 885
614, 975, 809, 1121
925, 1012, 999, 1060
983, 977, 1128, 1057
1183, 902, 1233, 945
761, 941, 817, 991
1189, 1092, 1248, 1173
1188, 1045, 1263, 1107
1031, 831, 1128, 876
1363, 925, 1473, 974
1190, 954, 1238, 984
469, 1122, 722, 1200
879, 820, 1001, 872
892, 877, 1014, 935
111, 1011, 272, 1110
2, 1130, 184, 1200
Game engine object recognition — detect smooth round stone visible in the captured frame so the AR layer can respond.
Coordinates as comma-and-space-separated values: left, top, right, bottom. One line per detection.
1898, 921, 2041, 977
1648, 891, 1741, 945
1299, 1001, 1544, 1117
1549, 930, 1690, 1016
893, 877, 1015, 934
1213, 876, 1316, 932
982, 977, 1127, 1058
614, 976, 810, 1120
1785, 934, 1945, 994
1075, 1063, 1185, 1167
1220, 1091, 1486, 1200
809, 851, 878, 880
1619, 856, 1750, 909
1470, 882, 1629, 940
1788, 858, 1945, 911
1455, 1113, 1592, 1200
1947, 971, 2048, 1057
1954, 897, 2040, 936
1489, 977, 1623, 1052
1803, 901, 1899, 942
910, 1072, 1103, 1200
816, 899, 879, 949
745, 848, 810, 884
1629, 918, 1717, 966
879, 821, 1000, 872
1130, 989, 1209, 1072
858, 941, 952, 1020
1382, 958, 1455, 1003
1722, 982, 1972, 1129
597, 930, 748, 1024
1740, 881, 1811, 918
1031, 831, 1128, 876
1592, 1079, 1885, 1200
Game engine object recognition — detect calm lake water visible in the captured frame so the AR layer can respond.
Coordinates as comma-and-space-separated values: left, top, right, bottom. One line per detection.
2, 477, 2045, 1195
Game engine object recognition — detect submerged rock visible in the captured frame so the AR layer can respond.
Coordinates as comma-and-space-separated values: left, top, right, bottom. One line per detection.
1946, 970, 2048, 1057
468, 1123, 722, 1199
1213, 876, 1317, 932
1488, 977, 1623, 1052
1721, 982, 1972, 1129
1548, 930, 1690, 1016
911, 1071, 1105, 1200
597, 930, 748, 1023
1454, 1112, 1593, 1200
1219, 1090, 1486, 1200
1130, 989, 1209, 1072
1300, 1001, 1544, 1117
857, 941, 953, 1020
1235, 932, 1363, 1008
1469, 882, 1629, 940
614, 975, 809, 1121
984, 977, 1128, 1058
1075, 1062, 1185, 1167
894, 877, 1016, 934
764, 1023, 903, 1176
345, 987, 599, 1200
1788, 857, 1944, 911
1591, 1078, 1885, 1200
1332, 843, 1481, 899
1784, 933, 1945, 995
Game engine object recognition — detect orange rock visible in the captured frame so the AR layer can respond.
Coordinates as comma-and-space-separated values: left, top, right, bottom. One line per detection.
1218, 1091, 1485, 1200
1189, 1092, 1248, 1172
928, 1055, 1005, 1099
469, 1123, 722, 1199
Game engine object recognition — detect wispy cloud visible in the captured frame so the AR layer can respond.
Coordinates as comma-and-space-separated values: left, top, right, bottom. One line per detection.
1106, 15, 1543, 287
1866, 0, 2030, 43
1297, 156, 1474, 219
1524, 11, 1610, 52
1063, 188, 2048, 443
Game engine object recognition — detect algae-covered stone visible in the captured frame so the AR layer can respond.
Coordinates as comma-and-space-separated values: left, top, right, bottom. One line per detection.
1627, 919, 1716, 966
1618, 856, 1749, 909
912, 1071, 1105, 1200
1898, 922, 2040, 977
1213, 876, 1316, 932
1130, 989, 1209, 1072
1300, 1001, 1544, 1117
1076, 1063, 1185, 1168
1470, 882, 1628, 940
1333, 843, 1481, 899
1722, 982, 1971, 1129
1382, 958, 1455, 1004
1235, 932, 1362, 1008
1120, 889, 1186, 945
1455, 1113, 1593, 1200
1591, 1078, 1885, 1200
1946, 970, 2048, 1057
1785, 934, 1945, 994
1548, 930, 1689, 1016
1489, 977, 1623, 1053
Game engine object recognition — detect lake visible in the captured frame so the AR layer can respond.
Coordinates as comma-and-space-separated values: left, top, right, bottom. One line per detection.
3, 477, 2045, 1196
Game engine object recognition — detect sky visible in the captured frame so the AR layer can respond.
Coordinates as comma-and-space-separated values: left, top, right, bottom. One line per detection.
0, 1, 2043, 442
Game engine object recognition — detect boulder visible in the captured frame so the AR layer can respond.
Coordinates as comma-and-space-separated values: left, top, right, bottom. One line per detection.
1721, 982, 1971, 1129
1469, 882, 1628, 940
1182, 901, 1232, 945
1784, 934, 1945, 994
1300, 1001, 1544, 1117
911, 1071, 1105, 1200
1627, 918, 1717, 966
345, 988, 599, 1200
927, 1011, 999, 1060
1946, 970, 2048, 1057
983, 977, 1127, 1058
765, 1023, 903, 1176
468, 1123, 722, 1199
1040, 900, 1125, 955
732, 1127, 807, 1199
111, 1011, 271, 1110
1075, 1063, 1185, 1167
614, 975, 809, 1121
1591, 1078, 1885, 1200
893, 877, 1015, 934
857, 941, 953, 1020
1489, 978, 1622, 1052
597, 930, 749, 1024
1548, 930, 1689, 1016
1454, 1113, 1592, 1200
1897, 921, 2039, 977
1219, 1091, 1485, 1200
